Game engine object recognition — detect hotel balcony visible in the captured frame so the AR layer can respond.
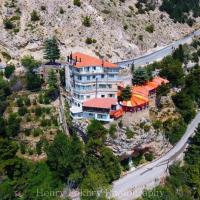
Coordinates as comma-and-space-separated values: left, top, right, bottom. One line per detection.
73, 77, 121, 83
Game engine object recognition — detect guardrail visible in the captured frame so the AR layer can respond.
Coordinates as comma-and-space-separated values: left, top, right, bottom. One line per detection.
115, 29, 200, 68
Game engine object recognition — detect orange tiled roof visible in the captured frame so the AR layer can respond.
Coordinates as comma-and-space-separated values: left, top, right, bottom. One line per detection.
83, 98, 117, 109
152, 76, 169, 85
144, 81, 159, 91
122, 94, 149, 107
71, 52, 117, 68
119, 76, 169, 108
132, 86, 149, 97
110, 108, 124, 118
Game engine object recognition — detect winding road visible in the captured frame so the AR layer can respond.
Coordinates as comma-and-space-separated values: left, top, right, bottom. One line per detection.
112, 112, 200, 200
116, 29, 200, 68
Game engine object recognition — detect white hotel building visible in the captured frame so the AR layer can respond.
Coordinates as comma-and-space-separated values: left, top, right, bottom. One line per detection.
65, 52, 122, 120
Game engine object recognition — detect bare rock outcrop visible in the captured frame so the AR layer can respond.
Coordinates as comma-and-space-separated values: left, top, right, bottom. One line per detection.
0, 0, 195, 62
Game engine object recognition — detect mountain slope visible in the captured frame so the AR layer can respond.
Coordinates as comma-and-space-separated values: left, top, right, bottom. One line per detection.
0, 0, 198, 63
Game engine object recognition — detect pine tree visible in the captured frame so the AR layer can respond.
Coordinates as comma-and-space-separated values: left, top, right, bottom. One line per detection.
132, 67, 150, 85
43, 37, 60, 64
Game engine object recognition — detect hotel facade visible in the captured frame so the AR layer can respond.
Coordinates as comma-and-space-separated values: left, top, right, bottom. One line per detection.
65, 52, 122, 120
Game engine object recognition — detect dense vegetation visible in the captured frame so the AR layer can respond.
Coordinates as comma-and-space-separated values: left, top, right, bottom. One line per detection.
0, 70, 121, 200
149, 41, 200, 144
132, 67, 152, 85
140, 123, 200, 200
160, 0, 200, 26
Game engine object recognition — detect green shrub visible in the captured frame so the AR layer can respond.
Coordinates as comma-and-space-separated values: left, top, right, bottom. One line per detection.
41, 118, 51, 127
74, 0, 81, 7
4, 65, 15, 78
18, 107, 28, 116
33, 128, 43, 137
83, 16, 91, 27
138, 34, 143, 41
24, 97, 31, 106
102, 9, 110, 14
143, 125, 151, 132
28, 148, 34, 155
52, 118, 58, 126
144, 152, 154, 161
13, 28, 20, 34
85, 38, 97, 44
145, 24, 154, 33
123, 24, 128, 30
34, 106, 42, 116
3, 19, 14, 29
109, 124, 117, 137
152, 120, 162, 129
125, 128, 134, 139
20, 143, 26, 154
36, 140, 43, 155
59, 7, 65, 14
10, 15, 20, 21
1, 52, 12, 61
16, 97, 24, 107
40, 6, 46, 11
26, 116, 31, 122
24, 129, 31, 136
31, 10, 40, 21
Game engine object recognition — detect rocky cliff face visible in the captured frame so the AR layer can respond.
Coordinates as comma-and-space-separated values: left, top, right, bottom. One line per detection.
0, 0, 195, 63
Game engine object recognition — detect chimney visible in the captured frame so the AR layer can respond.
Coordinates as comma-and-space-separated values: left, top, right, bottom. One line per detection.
102, 59, 104, 67
67, 56, 69, 62
80, 58, 81, 62
76, 56, 78, 62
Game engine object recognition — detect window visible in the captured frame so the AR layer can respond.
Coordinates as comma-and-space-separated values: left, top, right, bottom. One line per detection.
92, 75, 96, 79
89, 113, 94, 117
109, 74, 114, 78
97, 114, 107, 119
99, 84, 106, 88
109, 94, 114, 97
107, 84, 112, 88
86, 95, 90, 99
93, 67, 96, 70
101, 74, 104, 79
101, 95, 105, 98
86, 67, 90, 72
87, 76, 90, 80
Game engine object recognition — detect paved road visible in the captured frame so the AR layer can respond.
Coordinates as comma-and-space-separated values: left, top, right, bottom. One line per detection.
116, 29, 200, 68
112, 112, 200, 200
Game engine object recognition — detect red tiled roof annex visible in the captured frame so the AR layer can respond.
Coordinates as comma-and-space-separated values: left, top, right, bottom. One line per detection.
83, 98, 117, 109
71, 52, 117, 68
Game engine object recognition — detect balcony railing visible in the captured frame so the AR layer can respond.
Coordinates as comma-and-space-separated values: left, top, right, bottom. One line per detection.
73, 87, 118, 94
73, 77, 121, 83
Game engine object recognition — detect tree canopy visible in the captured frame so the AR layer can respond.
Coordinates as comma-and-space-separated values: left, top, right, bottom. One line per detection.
4, 65, 15, 79
160, 0, 200, 25
159, 56, 185, 87
132, 67, 151, 85
120, 86, 132, 101
47, 133, 85, 184
141, 124, 200, 200
43, 37, 60, 64
21, 55, 40, 72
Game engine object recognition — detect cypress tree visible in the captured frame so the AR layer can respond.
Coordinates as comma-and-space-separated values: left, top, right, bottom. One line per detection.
43, 37, 60, 64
